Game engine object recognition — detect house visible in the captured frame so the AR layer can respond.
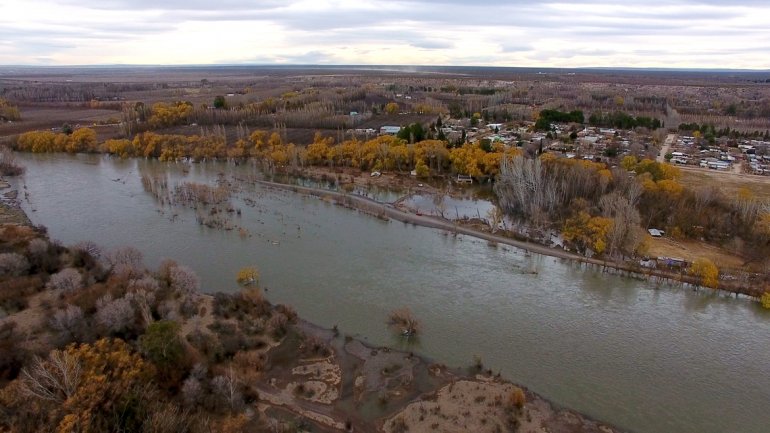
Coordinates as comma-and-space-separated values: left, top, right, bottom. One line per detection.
456, 174, 473, 184
380, 126, 401, 135
648, 228, 665, 237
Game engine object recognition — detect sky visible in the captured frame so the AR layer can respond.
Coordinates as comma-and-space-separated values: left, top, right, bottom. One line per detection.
1, 0, 769, 69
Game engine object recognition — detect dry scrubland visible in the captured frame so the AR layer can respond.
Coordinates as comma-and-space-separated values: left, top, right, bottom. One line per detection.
679, 168, 770, 202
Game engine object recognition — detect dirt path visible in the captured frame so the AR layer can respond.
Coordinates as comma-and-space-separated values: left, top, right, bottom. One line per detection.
253, 179, 764, 298
657, 133, 676, 163
254, 179, 585, 261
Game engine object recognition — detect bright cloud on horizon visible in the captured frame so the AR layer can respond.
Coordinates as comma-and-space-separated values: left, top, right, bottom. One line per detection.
1, 0, 769, 69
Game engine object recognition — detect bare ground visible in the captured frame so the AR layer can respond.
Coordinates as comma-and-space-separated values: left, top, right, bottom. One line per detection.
679, 166, 770, 201
646, 236, 747, 269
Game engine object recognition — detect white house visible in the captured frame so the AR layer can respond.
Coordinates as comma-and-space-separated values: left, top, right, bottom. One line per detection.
380, 126, 401, 135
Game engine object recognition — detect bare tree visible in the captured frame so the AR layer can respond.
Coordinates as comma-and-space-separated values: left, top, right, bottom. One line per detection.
71, 241, 102, 260
126, 280, 157, 327
0, 253, 30, 277
20, 350, 81, 402
169, 265, 200, 295
0, 145, 24, 176
142, 403, 191, 433
212, 366, 243, 411
157, 300, 180, 321
46, 268, 83, 292
495, 155, 558, 226
107, 246, 144, 270
181, 376, 203, 407
49, 304, 84, 338
486, 206, 504, 233
600, 192, 643, 258
96, 294, 136, 333
27, 238, 49, 258
387, 307, 421, 337
694, 186, 720, 214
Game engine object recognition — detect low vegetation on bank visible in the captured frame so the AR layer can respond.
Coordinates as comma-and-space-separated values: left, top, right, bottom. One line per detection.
0, 220, 622, 432
8, 118, 770, 295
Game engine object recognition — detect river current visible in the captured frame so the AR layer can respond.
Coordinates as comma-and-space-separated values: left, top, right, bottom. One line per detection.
12, 153, 770, 433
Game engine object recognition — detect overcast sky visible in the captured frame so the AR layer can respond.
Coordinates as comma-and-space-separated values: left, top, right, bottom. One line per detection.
1, 0, 769, 69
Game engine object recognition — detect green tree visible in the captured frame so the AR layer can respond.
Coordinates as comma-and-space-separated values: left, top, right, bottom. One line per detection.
213, 95, 227, 109
139, 321, 184, 368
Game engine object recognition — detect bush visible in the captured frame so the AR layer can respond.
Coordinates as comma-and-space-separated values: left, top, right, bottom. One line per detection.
49, 304, 88, 344
96, 294, 136, 334
267, 314, 289, 340
0, 320, 26, 381
169, 265, 200, 294
139, 320, 184, 369
761, 292, 770, 309
0, 275, 41, 313
26, 238, 49, 258
509, 387, 526, 409
46, 268, 83, 292
0, 146, 24, 176
0, 253, 30, 277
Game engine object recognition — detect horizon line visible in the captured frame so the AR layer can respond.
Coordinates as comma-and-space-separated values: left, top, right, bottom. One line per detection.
0, 64, 769, 73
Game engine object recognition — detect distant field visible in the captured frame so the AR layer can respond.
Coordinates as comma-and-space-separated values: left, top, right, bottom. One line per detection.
0, 106, 120, 138
679, 167, 770, 201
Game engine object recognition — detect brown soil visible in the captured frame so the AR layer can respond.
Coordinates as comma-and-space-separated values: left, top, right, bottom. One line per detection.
647, 237, 747, 269
680, 167, 770, 201
251, 320, 622, 433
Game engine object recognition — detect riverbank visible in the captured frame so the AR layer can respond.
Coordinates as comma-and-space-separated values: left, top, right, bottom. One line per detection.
0, 177, 31, 226
0, 183, 621, 433
253, 178, 767, 300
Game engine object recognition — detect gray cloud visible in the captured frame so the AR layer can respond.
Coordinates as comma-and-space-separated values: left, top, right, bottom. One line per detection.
1, 0, 769, 68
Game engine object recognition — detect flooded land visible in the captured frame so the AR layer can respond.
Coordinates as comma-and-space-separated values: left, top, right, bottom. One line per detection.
10, 153, 770, 433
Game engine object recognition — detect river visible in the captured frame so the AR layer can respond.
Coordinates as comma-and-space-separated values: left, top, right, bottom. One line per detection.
12, 153, 770, 433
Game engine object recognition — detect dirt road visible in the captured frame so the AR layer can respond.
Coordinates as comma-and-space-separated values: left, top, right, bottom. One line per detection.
657, 133, 676, 163
253, 179, 764, 298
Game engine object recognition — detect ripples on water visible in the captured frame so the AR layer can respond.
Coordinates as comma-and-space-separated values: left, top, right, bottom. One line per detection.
13, 153, 770, 433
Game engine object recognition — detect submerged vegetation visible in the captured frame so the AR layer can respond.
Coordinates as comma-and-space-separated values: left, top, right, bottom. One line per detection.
0, 217, 619, 433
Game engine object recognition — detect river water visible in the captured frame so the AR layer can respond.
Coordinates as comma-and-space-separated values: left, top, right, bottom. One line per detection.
12, 153, 770, 433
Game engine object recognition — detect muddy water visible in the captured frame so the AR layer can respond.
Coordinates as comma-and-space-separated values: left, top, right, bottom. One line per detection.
13, 153, 770, 433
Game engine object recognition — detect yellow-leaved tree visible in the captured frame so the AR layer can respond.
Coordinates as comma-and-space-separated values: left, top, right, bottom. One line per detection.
562, 211, 614, 255
761, 292, 770, 309
689, 257, 719, 288
20, 338, 154, 433
384, 102, 399, 115
237, 266, 259, 286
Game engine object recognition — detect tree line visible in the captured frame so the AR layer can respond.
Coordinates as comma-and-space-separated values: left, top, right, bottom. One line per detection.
0, 98, 21, 122
496, 153, 770, 276
12, 125, 523, 178
588, 111, 661, 130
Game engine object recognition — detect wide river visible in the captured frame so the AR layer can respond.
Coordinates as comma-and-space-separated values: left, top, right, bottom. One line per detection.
12, 154, 770, 433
